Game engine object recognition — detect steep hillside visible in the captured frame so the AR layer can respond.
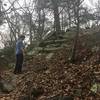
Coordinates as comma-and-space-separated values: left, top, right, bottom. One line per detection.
0, 48, 100, 100
0, 31, 100, 100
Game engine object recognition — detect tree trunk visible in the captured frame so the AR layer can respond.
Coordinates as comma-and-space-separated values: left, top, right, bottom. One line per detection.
61, 9, 64, 30
41, 9, 45, 37
29, 13, 32, 45
71, 0, 80, 63
51, 0, 61, 35
37, 9, 42, 40
67, 6, 71, 29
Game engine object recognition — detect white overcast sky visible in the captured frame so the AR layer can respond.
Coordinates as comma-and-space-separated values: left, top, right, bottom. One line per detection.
84, 0, 98, 8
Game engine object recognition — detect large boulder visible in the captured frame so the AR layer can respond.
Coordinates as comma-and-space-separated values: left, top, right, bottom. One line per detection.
0, 79, 15, 93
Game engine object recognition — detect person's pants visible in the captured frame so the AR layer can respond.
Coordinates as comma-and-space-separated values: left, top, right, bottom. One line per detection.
14, 54, 23, 74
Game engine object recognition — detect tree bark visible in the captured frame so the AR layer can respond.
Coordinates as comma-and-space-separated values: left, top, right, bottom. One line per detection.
29, 13, 32, 45
51, 0, 61, 35
71, 0, 80, 63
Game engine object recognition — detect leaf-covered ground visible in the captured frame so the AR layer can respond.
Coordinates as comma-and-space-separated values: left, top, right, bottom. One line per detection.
0, 48, 100, 100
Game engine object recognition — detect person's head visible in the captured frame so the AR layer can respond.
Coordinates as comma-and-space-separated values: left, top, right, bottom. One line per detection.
19, 35, 25, 40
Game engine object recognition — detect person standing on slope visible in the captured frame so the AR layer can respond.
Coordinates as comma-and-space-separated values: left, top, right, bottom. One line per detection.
14, 35, 25, 74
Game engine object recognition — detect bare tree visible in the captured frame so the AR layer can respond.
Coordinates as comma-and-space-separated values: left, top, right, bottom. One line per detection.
71, 0, 84, 62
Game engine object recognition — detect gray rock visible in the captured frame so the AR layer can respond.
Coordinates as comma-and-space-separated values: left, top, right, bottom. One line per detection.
0, 79, 14, 93
46, 53, 54, 60
3, 83, 14, 92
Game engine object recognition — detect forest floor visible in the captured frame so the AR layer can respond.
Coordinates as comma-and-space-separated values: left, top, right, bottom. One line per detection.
0, 29, 100, 100
0, 47, 100, 100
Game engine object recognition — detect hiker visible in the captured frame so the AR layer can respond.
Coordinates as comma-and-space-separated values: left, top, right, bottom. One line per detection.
14, 35, 25, 74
